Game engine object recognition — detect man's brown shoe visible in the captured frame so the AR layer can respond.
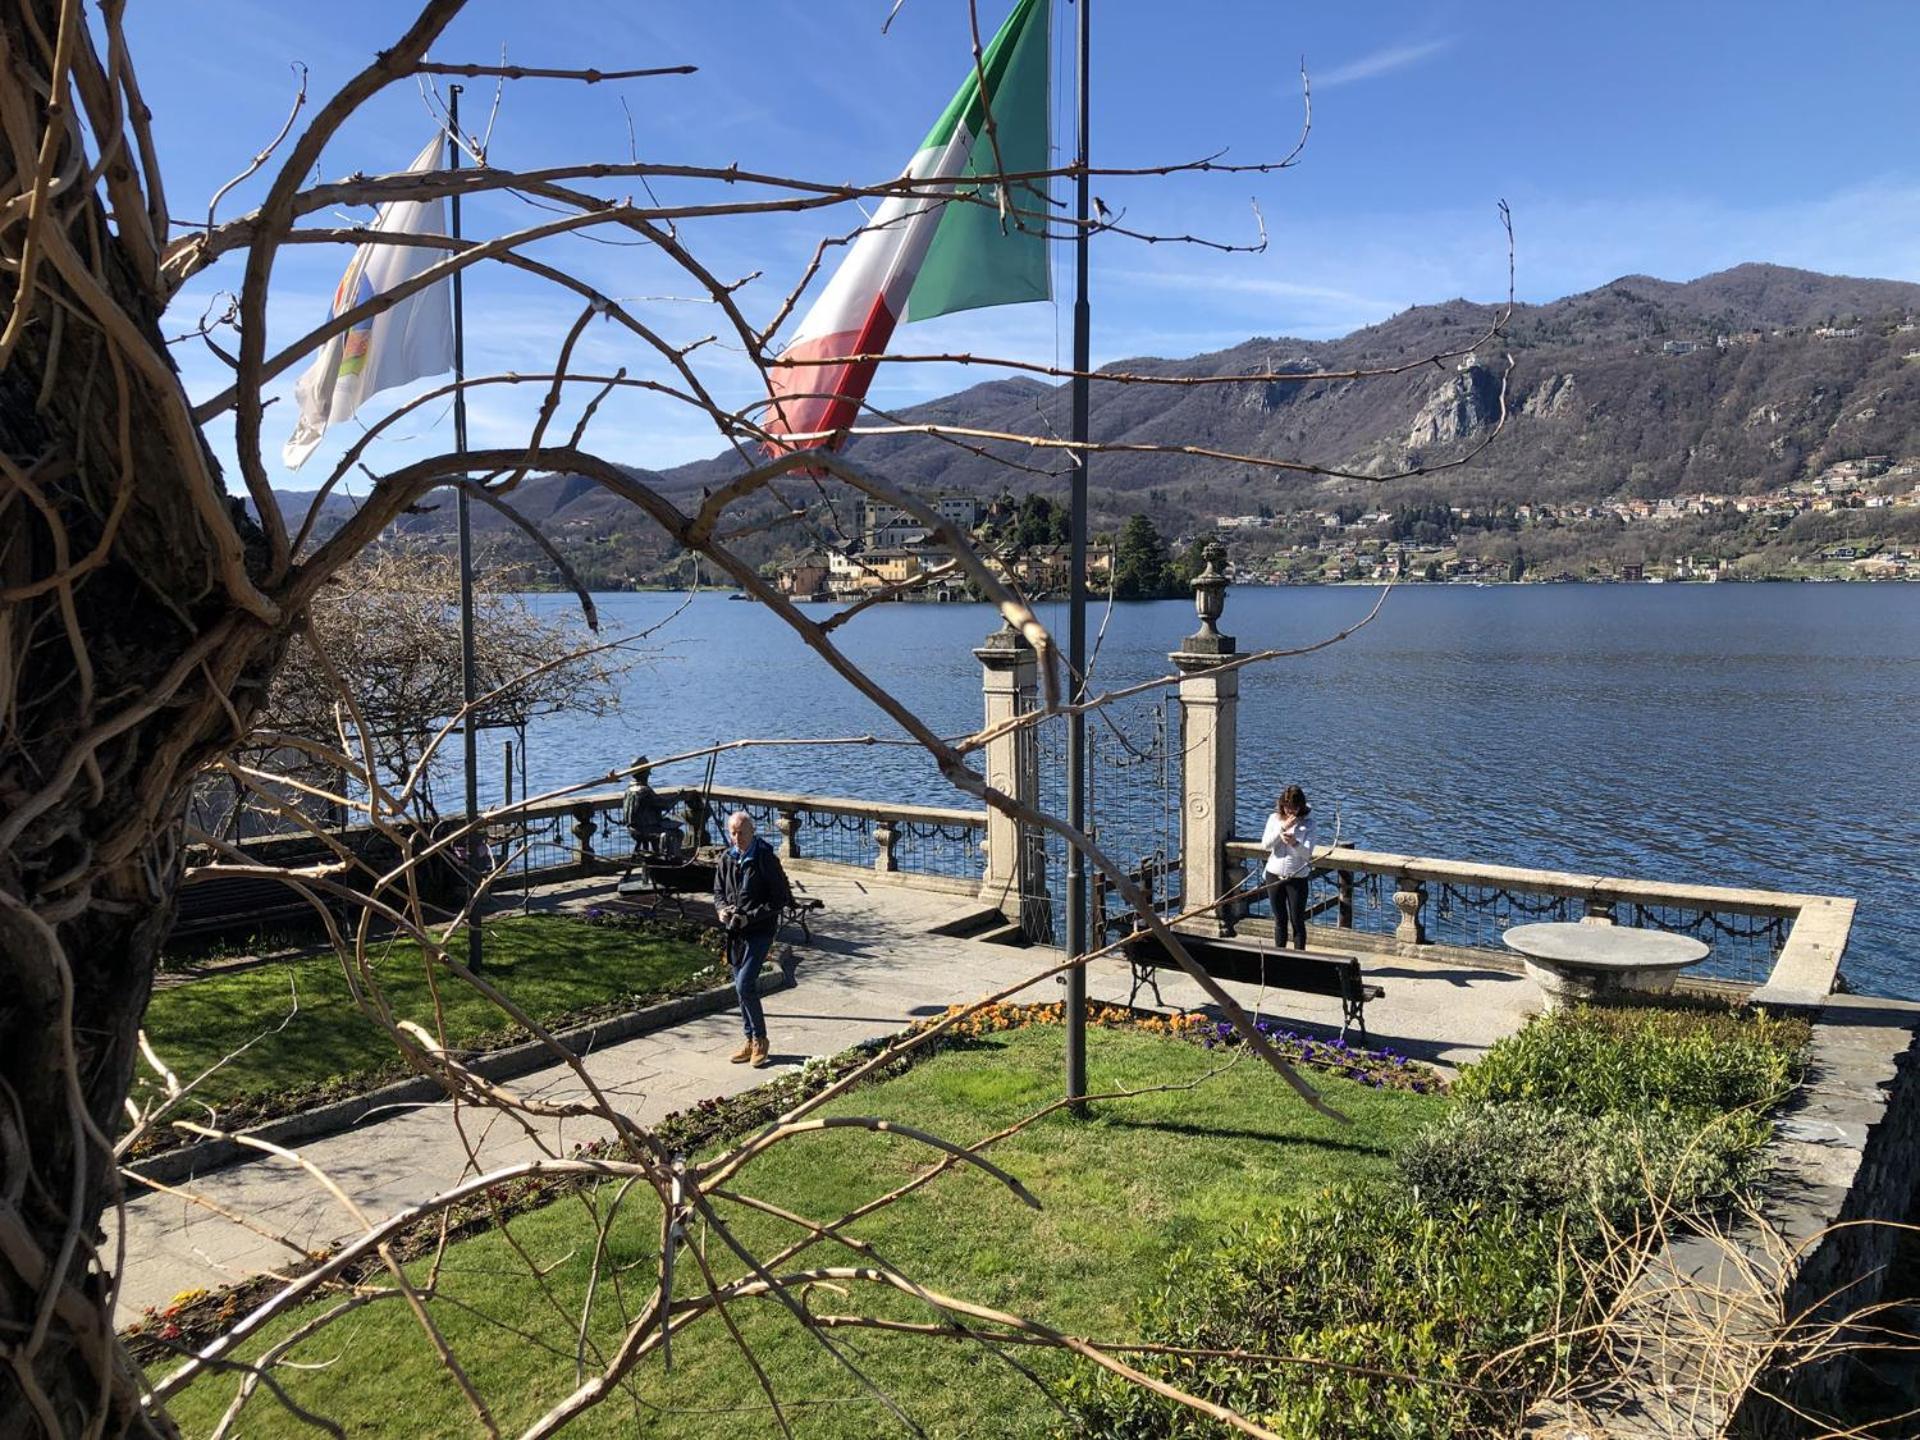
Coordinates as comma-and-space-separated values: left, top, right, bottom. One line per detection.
729, 1041, 754, 1064
750, 1038, 772, 1068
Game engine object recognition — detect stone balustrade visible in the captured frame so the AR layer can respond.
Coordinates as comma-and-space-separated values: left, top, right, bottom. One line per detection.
508, 784, 990, 895
1220, 837, 1854, 1002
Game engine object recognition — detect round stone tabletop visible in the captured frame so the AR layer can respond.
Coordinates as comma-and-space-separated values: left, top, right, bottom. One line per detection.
1502, 921, 1708, 970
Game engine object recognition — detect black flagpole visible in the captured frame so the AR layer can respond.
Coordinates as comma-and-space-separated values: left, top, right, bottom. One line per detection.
449, 87, 482, 975
1064, 0, 1090, 1111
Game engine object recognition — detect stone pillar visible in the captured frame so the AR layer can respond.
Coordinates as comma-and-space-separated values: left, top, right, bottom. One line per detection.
679, 796, 709, 849
571, 803, 597, 866
872, 820, 899, 873
1393, 877, 1428, 948
776, 808, 800, 859
1170, 544, 1238, 937
1583, 894, 1617, 926
975, 622, 1037, 919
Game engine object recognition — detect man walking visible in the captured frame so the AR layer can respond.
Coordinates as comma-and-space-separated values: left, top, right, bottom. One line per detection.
712, 810, 794, 1067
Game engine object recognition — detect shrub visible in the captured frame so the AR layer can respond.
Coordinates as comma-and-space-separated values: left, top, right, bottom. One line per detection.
1399, 1102, 1771, 1235
1452, 1003, 1806, 1119
1060, 1193, 1576, 1439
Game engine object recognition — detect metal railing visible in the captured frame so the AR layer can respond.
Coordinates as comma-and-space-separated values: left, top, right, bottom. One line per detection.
1222, 839, 1853, 999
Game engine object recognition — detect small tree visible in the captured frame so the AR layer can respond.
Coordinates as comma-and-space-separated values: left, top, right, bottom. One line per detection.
1509, 549, 1528, 582
248, 543, 622, 819
1113, 513, 1173, 599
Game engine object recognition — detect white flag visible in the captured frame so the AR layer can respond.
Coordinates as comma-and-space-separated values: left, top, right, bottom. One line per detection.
282, 135, 455, 470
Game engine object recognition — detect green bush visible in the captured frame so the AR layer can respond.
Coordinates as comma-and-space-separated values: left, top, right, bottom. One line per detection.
1067, 1005, 1807, 1439
1452, 1003, 1806, 1119
1399, 1102, 1770, 1235
1060, 1194, 1576, 1440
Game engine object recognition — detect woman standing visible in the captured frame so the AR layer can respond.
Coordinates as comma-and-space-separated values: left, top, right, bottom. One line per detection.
1260, 785, 1315, 950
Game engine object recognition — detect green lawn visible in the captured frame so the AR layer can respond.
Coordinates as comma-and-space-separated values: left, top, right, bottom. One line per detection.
138, 916, 720, 1116
155, 1025, 1443, 1439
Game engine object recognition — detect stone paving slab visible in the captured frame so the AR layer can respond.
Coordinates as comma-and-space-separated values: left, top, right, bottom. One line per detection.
111, 875, 1537, 1318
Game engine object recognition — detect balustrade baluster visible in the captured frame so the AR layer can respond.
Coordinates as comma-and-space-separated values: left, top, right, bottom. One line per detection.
1393, 876, 1428, 947
571, 804, 596, 866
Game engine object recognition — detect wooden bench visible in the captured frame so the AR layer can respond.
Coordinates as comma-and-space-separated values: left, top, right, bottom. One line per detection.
172, 873, 338, 944
1119, 931, 1384, 1043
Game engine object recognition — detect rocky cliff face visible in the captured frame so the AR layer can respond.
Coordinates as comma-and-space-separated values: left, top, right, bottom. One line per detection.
1405, 362, 1504, 452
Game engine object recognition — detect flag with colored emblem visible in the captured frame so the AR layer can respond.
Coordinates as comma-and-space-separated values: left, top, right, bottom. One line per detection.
283, 134, 455, 470
764, 0, 1051, 455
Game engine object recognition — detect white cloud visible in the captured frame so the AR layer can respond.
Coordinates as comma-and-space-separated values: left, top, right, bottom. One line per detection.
1313, 38, 1453, 90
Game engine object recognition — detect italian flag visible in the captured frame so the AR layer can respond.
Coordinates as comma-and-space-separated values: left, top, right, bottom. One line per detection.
763, 0, 1051, 455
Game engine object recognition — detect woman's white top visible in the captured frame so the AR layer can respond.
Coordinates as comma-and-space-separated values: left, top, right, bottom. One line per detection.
1260, 810, 1315, 879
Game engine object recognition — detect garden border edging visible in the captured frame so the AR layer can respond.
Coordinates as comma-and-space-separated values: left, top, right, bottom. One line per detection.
127, 968, 791, 1190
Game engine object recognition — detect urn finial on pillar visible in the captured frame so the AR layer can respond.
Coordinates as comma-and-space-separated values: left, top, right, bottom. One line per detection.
1191, 541, 1231, 644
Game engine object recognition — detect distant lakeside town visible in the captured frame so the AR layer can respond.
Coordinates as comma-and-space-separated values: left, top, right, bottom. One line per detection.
766, 464, 1920, 601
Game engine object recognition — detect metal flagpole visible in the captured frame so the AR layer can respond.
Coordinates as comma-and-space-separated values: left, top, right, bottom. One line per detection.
1064, 0, 1091, 1111
449, 87, 483, 975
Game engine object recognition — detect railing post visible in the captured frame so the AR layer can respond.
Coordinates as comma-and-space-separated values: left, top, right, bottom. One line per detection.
1170, 544, 1237, 937
777, 808, 800, 859
1583, 894, 1616, 925
872, 820, 899, 874
1393, 874, 1427, 948
679, 796, 708, 849
570, 803, 597, 867
1337, 869, 1355, 929
974, 622, 1037, 920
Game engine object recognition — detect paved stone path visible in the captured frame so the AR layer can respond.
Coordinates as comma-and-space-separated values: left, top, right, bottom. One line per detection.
113, 874, 1540, 1317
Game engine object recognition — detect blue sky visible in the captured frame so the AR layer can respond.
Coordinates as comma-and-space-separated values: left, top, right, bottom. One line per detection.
130, 1, 1920, 485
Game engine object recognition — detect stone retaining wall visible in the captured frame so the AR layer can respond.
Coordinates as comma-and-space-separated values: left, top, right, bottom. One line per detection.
1730, 993, 1920, 1435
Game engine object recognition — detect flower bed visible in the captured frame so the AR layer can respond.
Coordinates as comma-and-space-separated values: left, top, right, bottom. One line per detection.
931, 1000, 1444, 1094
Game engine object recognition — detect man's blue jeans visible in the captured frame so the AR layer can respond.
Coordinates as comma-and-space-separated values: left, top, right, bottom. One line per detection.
730, 927, 774, 1039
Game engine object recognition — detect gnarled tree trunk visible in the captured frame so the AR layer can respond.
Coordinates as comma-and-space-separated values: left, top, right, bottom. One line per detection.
2, 6, 291, 1430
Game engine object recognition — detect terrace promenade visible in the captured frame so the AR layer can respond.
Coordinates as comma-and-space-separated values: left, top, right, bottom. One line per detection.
115, 871, 1541, 1317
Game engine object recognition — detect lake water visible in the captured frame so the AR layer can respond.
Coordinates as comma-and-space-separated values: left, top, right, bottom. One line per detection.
499, 585, 1918, 999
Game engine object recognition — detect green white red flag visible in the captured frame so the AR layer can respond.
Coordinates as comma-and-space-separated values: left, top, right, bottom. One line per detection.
763, 0, 1052, 455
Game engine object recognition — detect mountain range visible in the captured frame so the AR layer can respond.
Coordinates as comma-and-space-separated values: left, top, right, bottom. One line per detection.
281, 263, 1920, 579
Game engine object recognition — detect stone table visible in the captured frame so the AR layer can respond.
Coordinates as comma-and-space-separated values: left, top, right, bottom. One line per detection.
1502, 921, 1708, 1009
